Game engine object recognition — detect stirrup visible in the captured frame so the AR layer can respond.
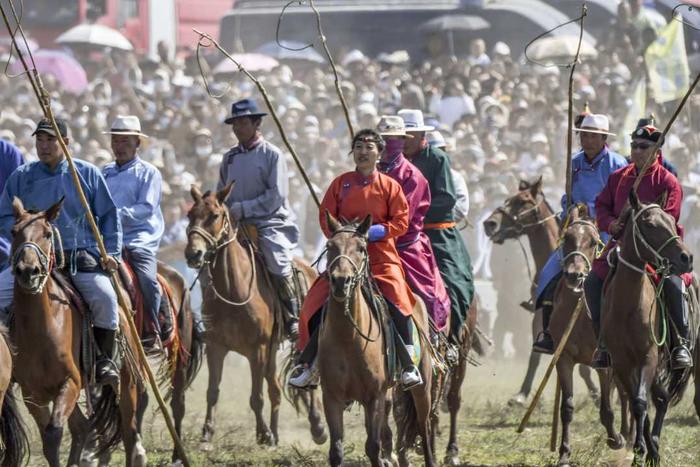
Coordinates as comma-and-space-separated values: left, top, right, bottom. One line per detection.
671, 345, 693, 370
96, 358, 120, 389
532, 331, 554, 355
289, 363, 319, 388
401, 365, 423, 390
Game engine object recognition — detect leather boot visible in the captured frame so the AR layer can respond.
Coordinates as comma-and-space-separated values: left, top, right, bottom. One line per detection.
665, 277, 693, 370
585, 274, 610, 369
275, 274, 299, 341
93, 327, 120, 389
532, 303, 554, 354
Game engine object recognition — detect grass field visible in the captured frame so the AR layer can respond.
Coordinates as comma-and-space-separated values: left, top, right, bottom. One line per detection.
19, 348, 700, 466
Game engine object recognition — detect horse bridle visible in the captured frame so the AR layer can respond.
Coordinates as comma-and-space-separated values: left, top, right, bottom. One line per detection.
12, 223, 64, 294
559, 219, 601, 277
495, 192, 557, 236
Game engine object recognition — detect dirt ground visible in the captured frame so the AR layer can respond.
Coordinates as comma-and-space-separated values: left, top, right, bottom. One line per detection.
20, 346, 700, 466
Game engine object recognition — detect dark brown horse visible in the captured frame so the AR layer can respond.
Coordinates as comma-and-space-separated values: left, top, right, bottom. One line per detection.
550, 205, 630, 465
603, 192, 695, 466
184, 184, 326, 448
321, 213, 434, 467
0, 324, 29, 467
9, 197, 143, 466
483, 177, 599, 406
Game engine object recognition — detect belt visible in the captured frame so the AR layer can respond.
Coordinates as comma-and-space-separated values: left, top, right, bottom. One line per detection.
424, 221, 456, 230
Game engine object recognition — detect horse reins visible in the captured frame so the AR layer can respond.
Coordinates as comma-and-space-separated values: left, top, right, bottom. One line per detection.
495, 193, 558, 236
559, 219, 601, 276
187, 209, 257, 306
12, 224, 64, 294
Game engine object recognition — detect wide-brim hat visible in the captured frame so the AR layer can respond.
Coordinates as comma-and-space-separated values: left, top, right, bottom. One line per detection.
224, 98, 267, 124
397, 108, 434, 132
573, 113, 616, 136
377, 115, 413, 138
103, 115, 149, 138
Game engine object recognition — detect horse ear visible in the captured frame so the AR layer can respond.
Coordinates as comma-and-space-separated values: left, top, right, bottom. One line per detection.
357, 214, 373, 237
190, 184, 203, 202
45, 197, 64, 222
325, 210, 340, 234
529, 176, 543, 197
629, 190, 641, 211
655, 190, 668, 208
576, 203, 589, 219
11, 197, 25, 218
216, 182, 235, 204
518, 179, 530, 191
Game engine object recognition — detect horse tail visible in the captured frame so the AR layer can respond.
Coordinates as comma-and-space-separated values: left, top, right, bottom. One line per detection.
182, 288, 204, 391
90, 386, 122, 456
0, 385, 29, 467
668, 364, 693, 406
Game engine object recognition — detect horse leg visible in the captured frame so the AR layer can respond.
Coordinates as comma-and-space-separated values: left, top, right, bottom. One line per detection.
556, 358, 575, 466
306, 389, 328, 445
248, 349, 274, 445
24, 400, 54, 466
121, 366, 146, 467
381, 394, 395, 462
596, 369, 624, 450
364, 396, 387, 467
631, 367, 653, 466
578, 364, 599, 403
615, 375, 633, 444
323, 394, 345, 467
695, 339, 700, 420
509, 310, 543, 406
412, 381, 436, 467
67, 406, 91, 466
263, 345, 281, 445
170, 358, 187, 462
200, 342, 226, 447
45, 379, 80, 467
444, 342, 468, 466
647, 382, 670, 466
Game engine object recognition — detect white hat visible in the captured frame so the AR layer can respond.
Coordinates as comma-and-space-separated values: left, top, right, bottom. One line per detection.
103, 115, 149, 138
530, 132, 548, 144
341, 49, 367, 67
397, 109, 435, 132
427, 130, 447, 148
573, 113, 616, 136
377, 115, 413, 137
357, 102, 378, 117
492, 41, 511, 56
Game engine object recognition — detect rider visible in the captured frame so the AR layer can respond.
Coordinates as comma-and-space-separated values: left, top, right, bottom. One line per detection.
532, 114, 627, 353
0, 138, 24, 268
217, 98, 301, 340
376, 116, 451, 341
399, 109, 474, 352
0, 118, 122, 387
102, 115, 171, 353
290, 128, 423, 389
585, 124, 692, 370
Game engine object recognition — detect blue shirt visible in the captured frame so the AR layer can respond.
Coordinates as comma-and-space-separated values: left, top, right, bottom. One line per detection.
560, 147, 628, 219
0, 139, 24, 265
103, 156, 164, 251
0, 158, 122, 261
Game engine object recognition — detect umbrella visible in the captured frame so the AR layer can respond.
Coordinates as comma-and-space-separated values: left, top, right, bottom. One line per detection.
10, 49, 88, 94
254, 40, 325, 63
419, 15, 490, 33
213, 53, 280, 73
0, 36, 39, 56
527, 35, 597, 64
56, 24, 133, 51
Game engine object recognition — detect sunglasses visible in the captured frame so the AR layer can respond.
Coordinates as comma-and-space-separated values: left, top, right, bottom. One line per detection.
630, 142, 653, 150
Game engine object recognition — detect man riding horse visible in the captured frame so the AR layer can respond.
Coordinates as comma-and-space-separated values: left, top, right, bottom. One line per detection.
585, 124, 693, 370
533, 114, 627, 353
0, 118, 122, 387
216, 98, 301, 340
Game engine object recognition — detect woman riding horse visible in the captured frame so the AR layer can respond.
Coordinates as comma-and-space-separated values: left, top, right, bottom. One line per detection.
291, 128, 422, 389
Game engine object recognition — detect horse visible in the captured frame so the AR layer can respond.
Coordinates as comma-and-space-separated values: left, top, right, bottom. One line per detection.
483, 177, 599, 406
550, 204, 630, 466
184, 183, 326, 448
603, 192, 695, 466
9, 197, 144, 466
321, 213, 434, 467
0, 324, 29, 467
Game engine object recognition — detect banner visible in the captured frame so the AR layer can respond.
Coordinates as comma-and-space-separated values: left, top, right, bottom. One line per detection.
645, 16, 690, 103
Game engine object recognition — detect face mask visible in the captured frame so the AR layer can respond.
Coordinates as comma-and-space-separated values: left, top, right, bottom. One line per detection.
384, 138, 405, 159
195, 145, 212, 157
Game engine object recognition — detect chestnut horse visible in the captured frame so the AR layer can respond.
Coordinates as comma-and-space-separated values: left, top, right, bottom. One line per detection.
550, 205, 630, 465
0, 324, 29, 467
483, 177, 599, 406
603, 192, 695, 466
184, 184, 326, 448
9, 197, 143, 466
321, 213, 434, 467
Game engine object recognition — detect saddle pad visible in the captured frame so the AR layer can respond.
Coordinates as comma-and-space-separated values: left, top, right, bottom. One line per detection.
51, 270, 88, 316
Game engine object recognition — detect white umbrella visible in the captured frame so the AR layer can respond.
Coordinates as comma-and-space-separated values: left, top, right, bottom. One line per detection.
527, 35, 597, 64
213, 54, 280, 73
56, 24, 133, 51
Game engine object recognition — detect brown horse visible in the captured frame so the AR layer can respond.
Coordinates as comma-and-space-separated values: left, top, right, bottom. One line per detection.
603, 192, 695, 466
9, 197, 144, 466
321, 213, 434, 467
184, 184, 326, 448
550, 205, 629, 466
0, 324, 29, 467
483, 177, 599, 406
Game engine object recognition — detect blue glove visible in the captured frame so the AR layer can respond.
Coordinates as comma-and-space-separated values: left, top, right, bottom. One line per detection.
368, 224, 387, 242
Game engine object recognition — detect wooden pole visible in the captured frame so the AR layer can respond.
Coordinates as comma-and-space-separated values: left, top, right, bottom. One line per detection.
550, 379, 561, 452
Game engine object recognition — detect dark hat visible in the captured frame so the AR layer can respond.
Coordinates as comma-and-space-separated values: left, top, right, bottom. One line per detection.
224, 98, 267, 124
631, 125, 664, 146
635, 113, 656, 129
32, 118, 69, 138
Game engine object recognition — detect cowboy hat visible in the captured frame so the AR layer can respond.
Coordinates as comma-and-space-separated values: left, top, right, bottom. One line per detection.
573, 114, 616, 136
377, 115, 413, 138
224, 98, 267, 124
397, 109, 435, 132
103, 115, 149, 138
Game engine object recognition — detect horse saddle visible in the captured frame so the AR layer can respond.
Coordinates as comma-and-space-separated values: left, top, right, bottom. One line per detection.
117, 260, 177, 346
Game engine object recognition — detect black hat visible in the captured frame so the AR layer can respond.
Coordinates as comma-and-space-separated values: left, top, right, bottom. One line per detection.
631, 125, 664, 146
636, 113, 656, 129
223, 98, 267, 124
32, 118, 69, 138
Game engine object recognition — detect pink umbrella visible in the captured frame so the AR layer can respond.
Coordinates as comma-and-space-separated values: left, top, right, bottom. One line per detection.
10, 49, 88, 95
213, 53, 280, 74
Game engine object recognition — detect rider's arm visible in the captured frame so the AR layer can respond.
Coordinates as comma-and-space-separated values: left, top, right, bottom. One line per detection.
664, 173, 684, 237
428, 151, 456, 219
119, 167, 162, 226
383, 180, 409, 239
319, 177, 341, 239
235, 149, 287, 220
90, 168, 122, 258
594, 175, 617, 234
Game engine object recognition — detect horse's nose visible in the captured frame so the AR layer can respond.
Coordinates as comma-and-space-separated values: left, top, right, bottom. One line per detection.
330, 274, 348, 291
565, 270, 585, 283
186, 249, 204, 266
483, 219, 498, 237
680, 252, 693, 268
14, 264, 39, 279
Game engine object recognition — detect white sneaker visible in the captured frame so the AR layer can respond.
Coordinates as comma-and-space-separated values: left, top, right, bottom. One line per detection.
289, 363, 319, 388
401, 365, 423, 390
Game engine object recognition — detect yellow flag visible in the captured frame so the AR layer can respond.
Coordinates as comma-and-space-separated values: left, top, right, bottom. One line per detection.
645, 16, 690, 103
621, 79, 647, 156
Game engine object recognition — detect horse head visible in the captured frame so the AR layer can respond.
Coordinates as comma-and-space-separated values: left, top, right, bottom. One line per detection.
10, 197, 63, 294
325, 212, 370, 302
624, 190, 693, 275
483, 176, 548, 244
560, 204, 600, 290
185, 183, 235, 269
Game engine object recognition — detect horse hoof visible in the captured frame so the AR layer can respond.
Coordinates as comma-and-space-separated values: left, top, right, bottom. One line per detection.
444, 454, 460, 466
557, 460, 571, 467
508, 393, 527, 407
607, 433, 625, 450
199, 441, 213, 452
257, 430, 276, 446
312, 429, 328, 445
